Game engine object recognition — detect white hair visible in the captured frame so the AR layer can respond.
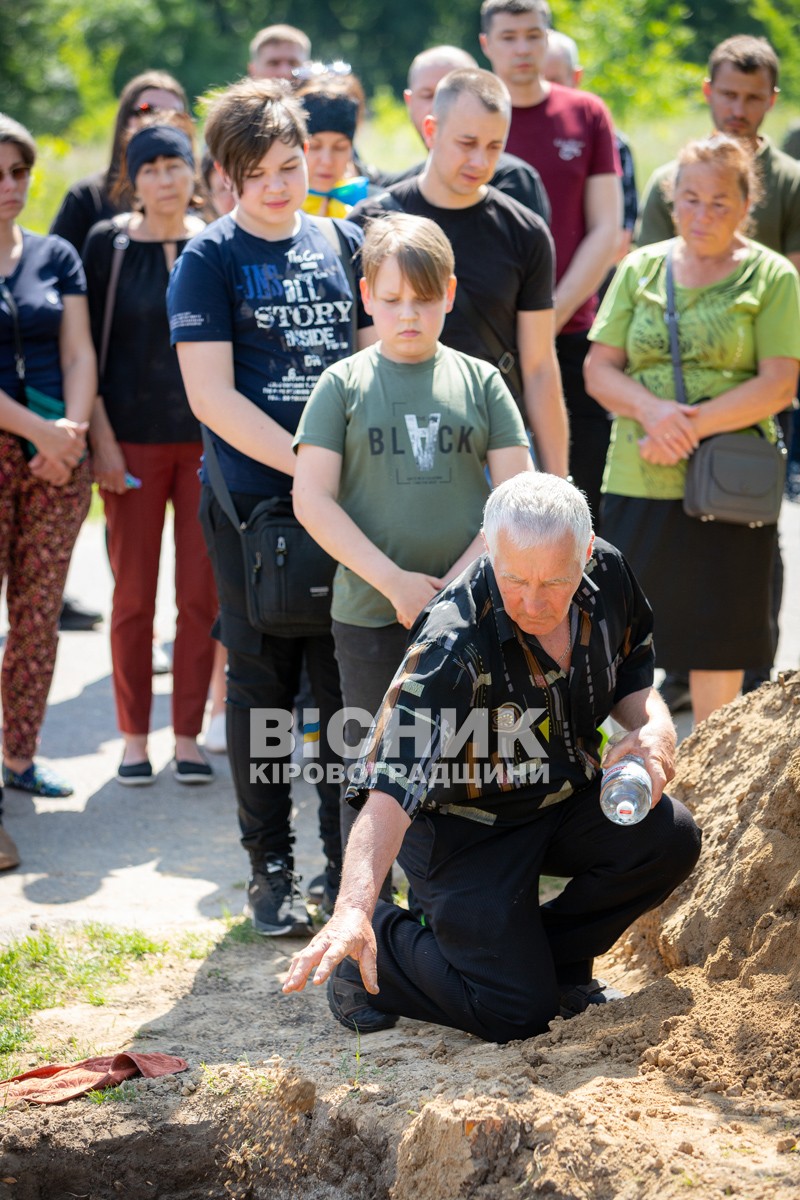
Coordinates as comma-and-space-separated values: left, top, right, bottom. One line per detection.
482, 473, 592, 559
547, 30, 581, 71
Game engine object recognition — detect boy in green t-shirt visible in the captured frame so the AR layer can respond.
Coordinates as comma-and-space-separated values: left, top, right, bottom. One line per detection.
293, 213, 532, 855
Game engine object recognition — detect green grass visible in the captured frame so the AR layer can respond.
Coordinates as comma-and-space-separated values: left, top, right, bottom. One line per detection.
217, 907, 263, 946
86, 1079, 140, 1105
0, 924, 167, 1080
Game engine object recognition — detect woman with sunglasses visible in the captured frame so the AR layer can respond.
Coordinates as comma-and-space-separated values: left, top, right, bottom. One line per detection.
50, 72, 188, 643
83, 114, 217, 786
49, 71, 187, 255
0, 115, 95, 867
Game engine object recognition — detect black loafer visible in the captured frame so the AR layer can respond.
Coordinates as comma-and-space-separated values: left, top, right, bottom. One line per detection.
116, 759, 154, 787
172, 758, 214, 785
327, 957, 398, 1033
59, 596, 103, 631
559, 978, 626, 1019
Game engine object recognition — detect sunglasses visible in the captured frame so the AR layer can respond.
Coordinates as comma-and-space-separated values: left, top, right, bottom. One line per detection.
132, 101, 184, 116
292, 59, 352, 82
0, 164, 31, 184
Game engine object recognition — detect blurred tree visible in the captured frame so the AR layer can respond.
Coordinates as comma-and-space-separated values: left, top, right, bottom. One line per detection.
0, 1, 82, 131
546, 0, 702, 119
751, 0, 800, 101
0, 1, 797, 138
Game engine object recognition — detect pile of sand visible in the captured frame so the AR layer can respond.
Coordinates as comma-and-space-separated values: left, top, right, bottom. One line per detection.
614, 670, 800, 1100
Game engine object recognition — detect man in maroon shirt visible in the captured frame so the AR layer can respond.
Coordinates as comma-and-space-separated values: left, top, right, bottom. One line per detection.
480, 0, 621, 522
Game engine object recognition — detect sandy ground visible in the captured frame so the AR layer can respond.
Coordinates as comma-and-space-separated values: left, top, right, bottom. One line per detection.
1, 513, 800, 1190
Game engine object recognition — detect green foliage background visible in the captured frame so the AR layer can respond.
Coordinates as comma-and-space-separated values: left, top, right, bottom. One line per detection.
2, 0, 799, 232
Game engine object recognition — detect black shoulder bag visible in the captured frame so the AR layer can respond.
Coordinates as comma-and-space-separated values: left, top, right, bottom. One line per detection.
202, 430, 336, 637
665, 245, 786, 528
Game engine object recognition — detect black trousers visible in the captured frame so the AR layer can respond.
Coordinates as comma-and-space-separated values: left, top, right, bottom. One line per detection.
556, 329, 612, 530
331, 620, 409, 838
367, 781, 701, 1044
199, 485, 342, 868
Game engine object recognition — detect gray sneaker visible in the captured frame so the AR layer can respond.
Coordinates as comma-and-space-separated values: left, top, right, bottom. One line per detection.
245, 856, 313, 936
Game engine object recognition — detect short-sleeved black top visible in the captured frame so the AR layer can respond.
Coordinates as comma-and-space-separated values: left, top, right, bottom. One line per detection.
83, 221, 200, 444
351, 179, 555, 377
0, 230, 86, 403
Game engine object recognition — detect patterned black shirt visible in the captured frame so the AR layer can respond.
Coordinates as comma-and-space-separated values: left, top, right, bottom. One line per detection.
346, 540, 654, 826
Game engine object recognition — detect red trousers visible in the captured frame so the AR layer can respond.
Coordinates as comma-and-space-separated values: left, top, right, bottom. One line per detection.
0, 433, 91, 759
103, 442, 217, 738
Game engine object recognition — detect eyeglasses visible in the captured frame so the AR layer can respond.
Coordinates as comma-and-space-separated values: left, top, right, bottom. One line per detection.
0, 164, 31, 184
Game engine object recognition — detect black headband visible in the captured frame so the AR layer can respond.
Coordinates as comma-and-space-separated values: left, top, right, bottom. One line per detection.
126, 125, 194, 184
301, 94, 358, 141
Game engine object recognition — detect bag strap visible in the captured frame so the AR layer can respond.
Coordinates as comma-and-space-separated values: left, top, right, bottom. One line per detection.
665, 243, 781, 446
98, 215, 131, 384
372, 191, 523, 397
306, 213, 358, 349
0, 276, 26, 388
200, 425, 246, 532
450, 285, 523, 399
664, 243, 688, 407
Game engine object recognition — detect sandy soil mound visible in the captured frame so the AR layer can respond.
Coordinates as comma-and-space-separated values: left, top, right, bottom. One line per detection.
2, 676, 799, 1198
617, 669, 800, 1102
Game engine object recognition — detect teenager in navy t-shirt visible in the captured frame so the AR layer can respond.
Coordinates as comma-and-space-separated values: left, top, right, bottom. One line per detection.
167, 79, 374, 938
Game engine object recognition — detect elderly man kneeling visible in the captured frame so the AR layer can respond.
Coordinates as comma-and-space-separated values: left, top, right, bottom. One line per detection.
283, 473, 701, 1043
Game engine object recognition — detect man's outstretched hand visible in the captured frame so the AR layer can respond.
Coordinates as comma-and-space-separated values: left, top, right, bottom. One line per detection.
282, 906, 379, 995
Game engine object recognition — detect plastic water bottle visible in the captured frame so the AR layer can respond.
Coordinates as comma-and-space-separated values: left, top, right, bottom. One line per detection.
599, 733, 652, 826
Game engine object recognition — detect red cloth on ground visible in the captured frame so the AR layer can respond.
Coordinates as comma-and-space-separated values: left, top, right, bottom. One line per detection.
0, 1051, 188, 1105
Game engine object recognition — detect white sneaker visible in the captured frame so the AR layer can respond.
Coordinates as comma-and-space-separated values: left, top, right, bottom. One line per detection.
204, 712, 227, 754
152, 641, 172, 675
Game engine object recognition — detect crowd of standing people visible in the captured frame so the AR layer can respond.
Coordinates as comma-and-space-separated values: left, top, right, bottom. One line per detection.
1, 0, 800, 1040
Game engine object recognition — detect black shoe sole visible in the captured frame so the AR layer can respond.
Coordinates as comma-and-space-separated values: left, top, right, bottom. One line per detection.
327, 962, 399, 1033
116, 761, 154, 787
172, 760, 214, 785
559, 978, 627, 1019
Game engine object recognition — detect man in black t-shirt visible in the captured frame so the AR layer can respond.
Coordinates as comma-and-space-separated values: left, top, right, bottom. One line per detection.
351, 68, 568, 477
379, 45, 551, 226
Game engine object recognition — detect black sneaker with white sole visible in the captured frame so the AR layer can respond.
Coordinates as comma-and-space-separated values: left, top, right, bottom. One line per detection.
245, 856, 313, 937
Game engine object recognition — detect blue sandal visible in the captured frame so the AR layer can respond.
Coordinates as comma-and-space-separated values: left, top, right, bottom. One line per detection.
2, 762, 74, 798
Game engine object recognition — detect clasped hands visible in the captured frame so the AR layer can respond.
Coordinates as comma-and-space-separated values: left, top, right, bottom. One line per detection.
386, 566, 443, 629
28, 418, 88, 486
638, 398, 700, 466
